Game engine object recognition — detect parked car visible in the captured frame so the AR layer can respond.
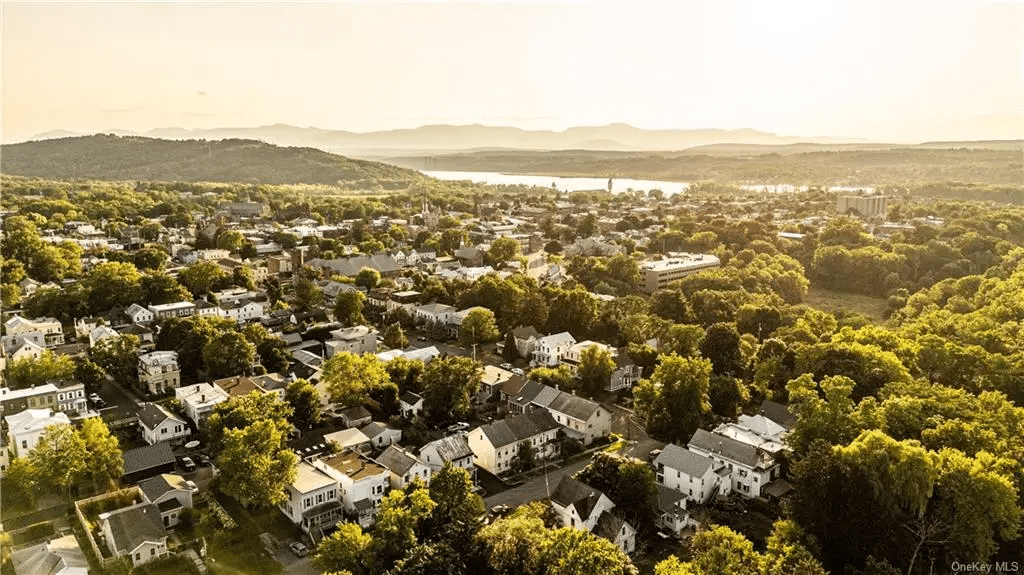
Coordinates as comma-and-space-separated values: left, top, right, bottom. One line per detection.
88, 393, 101, 402
289, 541, 309, 557
180, 456, 196, 473
446, 422, 470, 434
500, 362, 512, 370
91, 398, 107, 409
511, 368, 524, 376
196, 454, 212, 466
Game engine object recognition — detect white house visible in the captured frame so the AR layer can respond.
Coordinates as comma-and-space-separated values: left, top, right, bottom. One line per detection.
654, 443, 724, 504
509, 325, 542, 360
147, 302, 196, 320
549, 476, 636, 554
138, 473, 197, 528
8, 340, 43, 362
279, 461, 343, 536
2, 315, 64, 349
312, 451, 391, 527
219, 300, 265, 324
137, 351, 180, 395
532, 332, 576, 366
125, 304, 155, 325
376, 445, 432, 489
324, 326, 378, 357
687, 428, 781, 499
360, 422, 402, 450
501, 380, 612, 446
323, 428, 372, 454
137, 404, 191, 446
89, 325, 120, 348
399, 391, 424, 419
99, 503, 169, 567
419, 434, 476, 481
11, 534, 88, 575
412, 302, 456, 325
654, 484, 698, 536
5, 409, 72, 457
467, 410, 561, 475
174, 383, 230, 426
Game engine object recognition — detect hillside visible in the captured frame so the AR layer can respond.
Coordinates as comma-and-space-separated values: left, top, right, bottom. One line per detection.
25, 123, 866, 154
381, 146, 1024, 186
0, 135, 425, 187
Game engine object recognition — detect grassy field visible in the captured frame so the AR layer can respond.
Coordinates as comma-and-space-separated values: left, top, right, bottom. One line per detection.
804, 285, 889, 324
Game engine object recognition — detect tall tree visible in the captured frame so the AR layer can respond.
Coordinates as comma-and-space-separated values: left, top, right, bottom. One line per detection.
383, 322, 409, 349
421, 356, 482, 425
284, 378, 321, 430
202, 331, 257, 378
90, 334, 140, 388
458, 308, 500, 349
216, 419, 298, 508
180, 260, 230, 296
29, 424, 87, 497
578, 344, 616, 396
355, 267, 382, 290
312, 523, 371, 574
634, 354, 712, 443
5, 351, 76, 390
79, 417, 124, 491
699, 322, 743, 376
333, 291, 367, 327
321, 352, 391, 406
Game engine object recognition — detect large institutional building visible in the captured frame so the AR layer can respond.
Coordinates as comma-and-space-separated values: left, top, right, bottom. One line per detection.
641, 254, 721, 293
836, 195, 888, 218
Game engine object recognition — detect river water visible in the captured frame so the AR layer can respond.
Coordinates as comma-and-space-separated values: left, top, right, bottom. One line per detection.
421, 170, 691, 195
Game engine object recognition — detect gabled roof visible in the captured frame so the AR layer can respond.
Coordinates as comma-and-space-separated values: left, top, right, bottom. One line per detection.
537, 332, 576, 347
550, 476, 605, 522
136, 403, 183, 431
125, 303, 151, 317
11, 534, 88, 575
340, 405, 372, 422
477, 410, 560, 449
376, 445, 424, 476
654, 443, 714, 478
757, 400, 797, 430
323, 428, 371, 449
122, 442, 176, 475
103, 504, 168, 554
359, 421, 395, 439
137, 473, 191, 503
399, 391, 423, 407
688, 428, 760, 468
594, 510, 632, 542
510, 325, 541, 340
420, 434, 473, 463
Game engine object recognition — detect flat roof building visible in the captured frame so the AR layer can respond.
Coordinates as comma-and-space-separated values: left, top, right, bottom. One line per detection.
641, 254, 721, 293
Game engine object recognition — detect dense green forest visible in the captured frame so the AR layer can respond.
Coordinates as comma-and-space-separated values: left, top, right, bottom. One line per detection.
389, 146, 1024, 188
0, 135, 425, 188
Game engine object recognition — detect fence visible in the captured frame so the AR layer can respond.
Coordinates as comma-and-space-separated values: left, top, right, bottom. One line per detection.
73, 486, 143, 571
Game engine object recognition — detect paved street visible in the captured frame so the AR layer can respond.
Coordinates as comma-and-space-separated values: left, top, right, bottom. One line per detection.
609, 403, 665, 460
483, 456, 594, 507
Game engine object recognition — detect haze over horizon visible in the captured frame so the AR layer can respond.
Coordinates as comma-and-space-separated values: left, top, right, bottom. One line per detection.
3, 0, 1022, 145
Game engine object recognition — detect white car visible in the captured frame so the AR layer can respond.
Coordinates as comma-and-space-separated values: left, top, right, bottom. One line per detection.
289, 541, 309, 557
446, 422, 470, 434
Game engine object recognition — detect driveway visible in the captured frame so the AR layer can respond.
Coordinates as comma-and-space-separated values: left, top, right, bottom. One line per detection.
609, 404, 665, 460
483, 456, 594, 508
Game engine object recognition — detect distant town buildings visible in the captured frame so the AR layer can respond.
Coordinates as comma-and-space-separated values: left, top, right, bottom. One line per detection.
836, 195, 888, 218
641, 254, 721, 293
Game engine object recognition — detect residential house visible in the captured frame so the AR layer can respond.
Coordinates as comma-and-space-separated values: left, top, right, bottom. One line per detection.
654, 443, 724, 504
412, 302, 456, 326
418, 434, 476, 481
279, 461, 343, 536
476, 365, 514, 404
125, 304, 155, 325
756, 400, 797, 431
376, 445, 432, 489
609, 357, 642, 392
509, 325, 541, 359
653, 484, 698, 536
336, 406, 372, 429
467, 410, 561, 475
559, 340, 613, 373
8, 340, 43, 362
687, 428, 781, 498
11, 534, 88, 575
89, 325, 120, 348
5, 409, 72, 456
1, 435, 9, 477
118, 323, 155, 349
360, 422, 402, 450
98, 503, 169, 567
137, 404, 191, 446
532, 332, 576, 367
219, 300, 264, 324
320, 280, 359, 303
324, 428, 372, 454
500, 379, 611, 445
193, 299, 220, 317
147, 302, 196, 320
324, 326, 378, 357
138, 473, 197, 528
549, 476, 636, 554
3, 315, 64, 350
311, 451, 391, 527
174, 383, 230, 426
0, 381, 86, 417
137, 351, 180, 395
399, 391, 424, 419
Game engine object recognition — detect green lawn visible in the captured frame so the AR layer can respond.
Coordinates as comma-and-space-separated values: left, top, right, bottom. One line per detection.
804, 285, 889, 324
202, 493, 301, 575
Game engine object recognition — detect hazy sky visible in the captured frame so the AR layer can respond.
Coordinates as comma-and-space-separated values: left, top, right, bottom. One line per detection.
3, 0, 1022, 143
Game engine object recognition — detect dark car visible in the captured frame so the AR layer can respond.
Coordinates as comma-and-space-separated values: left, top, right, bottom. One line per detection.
197, 454, 212, 466
180, 456, 196, 473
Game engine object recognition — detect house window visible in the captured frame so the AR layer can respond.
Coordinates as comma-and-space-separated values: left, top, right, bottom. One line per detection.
136, 553, 141, 561
151, 548, 156, 556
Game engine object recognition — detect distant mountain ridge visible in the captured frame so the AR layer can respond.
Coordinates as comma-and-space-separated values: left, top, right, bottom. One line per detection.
0, 135, 424, 186
24, 123, 869, 155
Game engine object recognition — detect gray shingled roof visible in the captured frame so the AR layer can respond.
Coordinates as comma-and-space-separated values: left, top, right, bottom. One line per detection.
136, 404, 180, 431
758, 400, 796, 430
594, 510, 630, 542
688, 428, 759, 468
376, 445, 421, 476
478, 410, 560, 449
103, 503, 167, 554
421, 434, 473, 463
550, 476, 604, 522
122, 442, 176, 476
137, 473, 189, 503
654, 443, 715, 478
399, 391, 422, 406
545, 392, 600, 422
